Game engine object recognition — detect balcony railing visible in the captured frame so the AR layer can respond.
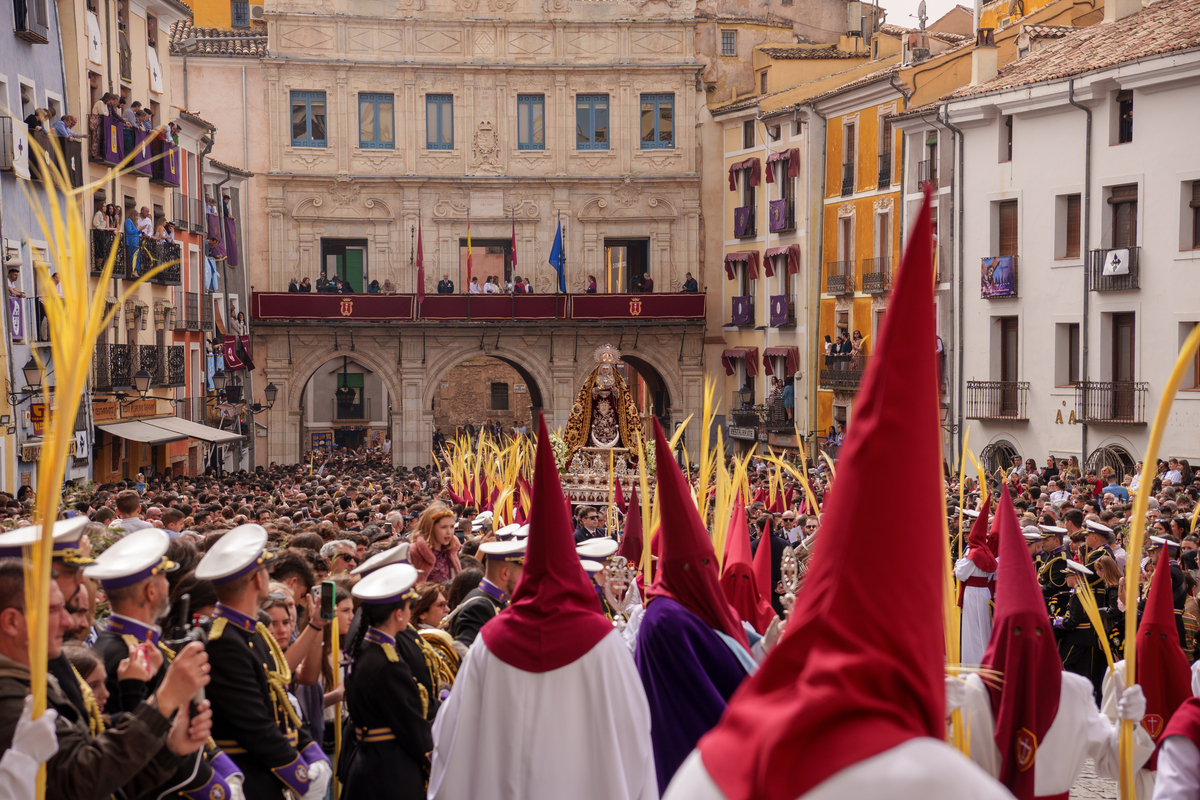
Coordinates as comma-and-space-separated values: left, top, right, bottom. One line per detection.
918, 159, 938, 188
185, 292, 200, 331
333, 397, 371, 421
91, 229, 127, 277
28, 133, 84, 188
965, 380, 1030, 421
826, 261, 853, 296
191, 198, 207, 233
1089, 247, 1140, 292
734, 205, 756, 238
88, 114, 125, 165
93, 343, 132, 390
840, 162, 854, 196
820, 354, 869, 391
136, 344, 186, 387
768, 198, 795, 233
201, 299, 214, 331
172, 191, 189, 228
769, 294, 795, 327
730, 393, 759, 423
146, 241, 182, 285
861, 257, 891, 295
878, 151, 893, 189
1075, 381, 1149, 425
731, 296, 754, 327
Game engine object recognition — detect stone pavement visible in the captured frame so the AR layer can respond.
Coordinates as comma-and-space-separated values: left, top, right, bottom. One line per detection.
1070, 760, 1117, 799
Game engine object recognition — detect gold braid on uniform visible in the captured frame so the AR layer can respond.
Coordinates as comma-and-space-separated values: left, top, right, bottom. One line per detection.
412, 627, 458, 689
254, 622, 303, 731
415, 680, 429, 719
69, 662, 104, 735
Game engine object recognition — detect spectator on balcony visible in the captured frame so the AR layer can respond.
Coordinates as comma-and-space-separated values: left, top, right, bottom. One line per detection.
823, 334, 833, 367
628, 272, 642, 293
640, 272, 654, 293
205, 196, 217, 216
51, 115, 84, 142
50, 273, 62, 299
682, 272, 697, 292
105, 204, 120, 230
231, 311, 248, 335
136, 207, 153, 238
23, 108, 48, 134
521, 277, 533, 294
167, 121, 180, 145
510, 276, 524, 294
849, 330, 864, 370
316, 271, 329, 292
783, 379, 794, 423
367, 280, 381, 294
222, 195, 232, 219
6, 268, 25, 300
382, 278, 396, 294
91, 92, 112, 116
468, 277, 482, 294
437, 274, 454, 294
123, 215, 141, 268
586, 274, 597, 293
288, 278, 300, 292
340, 277, 355, 294
92, 204, 110, 231
204, 236, 224, 292
300, 277, 312, 292
484, 276, 499, 294
122, 101, 142, 152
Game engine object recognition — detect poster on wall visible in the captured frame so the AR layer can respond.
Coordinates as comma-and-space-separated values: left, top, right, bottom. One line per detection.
311, 431, 333, 451
981, 256, 1017, 298
368, 430, 386, 449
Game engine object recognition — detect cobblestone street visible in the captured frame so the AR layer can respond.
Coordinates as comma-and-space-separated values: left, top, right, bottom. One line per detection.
1070, 760, 1117, 799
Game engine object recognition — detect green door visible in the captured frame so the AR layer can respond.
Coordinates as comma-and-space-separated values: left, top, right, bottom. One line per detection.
343, 249, 364, 293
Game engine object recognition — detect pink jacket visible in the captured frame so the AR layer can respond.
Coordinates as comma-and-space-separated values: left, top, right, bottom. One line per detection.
408, 534, 462, 579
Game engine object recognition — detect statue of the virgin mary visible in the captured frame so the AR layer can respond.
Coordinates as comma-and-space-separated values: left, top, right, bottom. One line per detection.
562, 344, 643, 460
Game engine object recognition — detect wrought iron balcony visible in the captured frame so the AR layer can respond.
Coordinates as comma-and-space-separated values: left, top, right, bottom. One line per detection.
91, 230, 127, 278
918, 159, 938, 188
201, 300, 214, 331
965, 380, 1030, 421
730, 392, 760, 424
877, 151, 892, 189
1089, 247, 1140, 292
826, 261, 854, 296
88, 114, 125, 165
191, 198, 207, 233
137, 344, 186, 388
820, 354, 869, 392
185, 292, 201, 331
1075, 381, 1149, 425
333, 397, 371, 421
172, 191, 190, 228
28, 133, 84, 188
861, 257, 891, 295
840, 162, 854, 196
146, 241, 183, 286
93, 343, 132, 391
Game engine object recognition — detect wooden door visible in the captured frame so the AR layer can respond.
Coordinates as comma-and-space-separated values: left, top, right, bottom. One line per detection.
1112, 313, 1135, 419
1001, 317, 1018, 414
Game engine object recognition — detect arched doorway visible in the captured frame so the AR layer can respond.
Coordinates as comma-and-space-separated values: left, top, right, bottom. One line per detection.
433, 356, 544, 437
979, 439, 1019, 477
300, 355, 392, 453
612, 355, 672, 441
1086, 443, 1137, 482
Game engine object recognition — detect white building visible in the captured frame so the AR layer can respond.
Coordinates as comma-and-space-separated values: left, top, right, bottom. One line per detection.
923, 0, 1200, 476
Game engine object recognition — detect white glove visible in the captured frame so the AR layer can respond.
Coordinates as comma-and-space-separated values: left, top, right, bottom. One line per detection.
1117, 684, 1147, 722
945, 677, 968, 716
762, 616, 785, 655
11, 695, 58, 763
226, 773, 246, 800
301, 759, 332, 800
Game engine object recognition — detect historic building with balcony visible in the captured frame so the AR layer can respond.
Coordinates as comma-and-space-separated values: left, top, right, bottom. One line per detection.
940, 0, 1200, 476
0, 0, 80, 488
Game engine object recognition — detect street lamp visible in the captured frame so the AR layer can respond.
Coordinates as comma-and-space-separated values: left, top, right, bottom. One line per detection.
263, 382, 278, 410
21, 358, 41, 392
132, 369, 153, 397
212, 370, 228, 391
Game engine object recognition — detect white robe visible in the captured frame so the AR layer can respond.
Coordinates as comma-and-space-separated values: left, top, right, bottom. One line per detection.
954, 558, 995, 668
663, 738, 1015, 800
1100, 660, 1156, 800
961, 671, 1155, 796
428, 630, 658, 800
1153, 736, 1200, 799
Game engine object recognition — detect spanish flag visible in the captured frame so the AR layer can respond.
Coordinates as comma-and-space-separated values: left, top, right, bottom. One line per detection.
466, 212, 473, 286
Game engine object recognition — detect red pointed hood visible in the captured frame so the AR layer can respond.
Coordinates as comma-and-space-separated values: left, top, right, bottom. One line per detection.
646, 417, 749, 650
980, 486, 1060, 800
966, 506, 997, 572
617, 485, 643, 564
697, 187, 945, 800
1139, 550, 1193, 768
614, 476, 628, 515
986, 502, 1001, 559
479, 413, 613, 673
719, 496, 772, 635
752, 518, 777, 633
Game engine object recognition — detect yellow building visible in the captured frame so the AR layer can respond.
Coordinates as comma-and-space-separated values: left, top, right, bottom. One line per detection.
188, 0, 265, 30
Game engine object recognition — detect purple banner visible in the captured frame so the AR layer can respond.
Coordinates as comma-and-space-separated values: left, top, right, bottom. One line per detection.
102, 116, 124, 164
207, 212, 221, 240
731, 295, 752, 326
8, 297, 24, 341
981, 256, 1018, 298
769, 294, 789, 327
223, 217, 239, 267
769, 199, 790, 232
132, 130, 153, 175
734, 206, 753, 238
152, 139, 181, 186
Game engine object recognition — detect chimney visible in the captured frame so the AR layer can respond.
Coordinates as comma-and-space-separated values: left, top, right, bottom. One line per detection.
971, 28, 998, 85
1104, 0, 1141, 22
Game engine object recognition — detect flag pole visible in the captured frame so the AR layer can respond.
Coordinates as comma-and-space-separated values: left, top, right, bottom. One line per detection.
410, 224, 416, 319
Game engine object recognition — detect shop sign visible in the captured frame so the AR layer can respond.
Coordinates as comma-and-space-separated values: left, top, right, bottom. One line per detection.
728, 426, 757, 441
21, 439, 77, 462
769, 433, 800, 448
93, 402, 118, 423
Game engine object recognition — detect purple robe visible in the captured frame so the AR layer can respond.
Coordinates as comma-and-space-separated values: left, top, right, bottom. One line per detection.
635, 596, 749, 794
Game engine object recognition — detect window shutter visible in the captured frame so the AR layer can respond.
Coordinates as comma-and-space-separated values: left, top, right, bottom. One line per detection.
998, 200, 1018, 257
1065, 195, 1081, 258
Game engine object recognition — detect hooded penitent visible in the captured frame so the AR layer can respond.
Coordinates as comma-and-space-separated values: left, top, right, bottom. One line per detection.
695, 186, 945, 800
719, 495, 772, 635
478, 413, 613, 672
618, 485, 643, 565
980, 486, 1061, 800
1136, 546, 1193, 769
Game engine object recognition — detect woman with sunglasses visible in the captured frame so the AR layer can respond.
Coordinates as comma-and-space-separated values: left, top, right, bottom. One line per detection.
409, 582, 461, 702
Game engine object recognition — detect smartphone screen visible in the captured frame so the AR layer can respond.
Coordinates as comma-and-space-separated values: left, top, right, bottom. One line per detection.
384, 522, 393, 535
320, 580, 336, 622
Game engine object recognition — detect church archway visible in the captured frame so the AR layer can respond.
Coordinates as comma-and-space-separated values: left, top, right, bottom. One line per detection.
431, 355, 545, 435
299, 355, 392, 452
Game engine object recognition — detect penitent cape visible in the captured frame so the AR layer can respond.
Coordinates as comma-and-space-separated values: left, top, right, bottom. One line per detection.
663, 187, 1013, 800
428, 413, 656, 800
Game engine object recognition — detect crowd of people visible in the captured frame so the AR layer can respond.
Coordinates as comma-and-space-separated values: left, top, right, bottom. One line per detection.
284, 269, 703, 296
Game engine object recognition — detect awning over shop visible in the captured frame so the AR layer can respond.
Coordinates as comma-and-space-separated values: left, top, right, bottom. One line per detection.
97, 420, 188, 445
721, 347, 759, 377
141, 416, 245, 444
762, 346, 800, 377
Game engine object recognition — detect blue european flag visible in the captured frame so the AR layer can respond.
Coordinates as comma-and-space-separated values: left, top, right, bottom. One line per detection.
548, 220, 566, 294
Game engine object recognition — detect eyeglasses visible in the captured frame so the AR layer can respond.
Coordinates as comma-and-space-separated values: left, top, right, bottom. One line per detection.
266, 592, 288, 601
805, 524, 818, 531
585, 515, 599, 521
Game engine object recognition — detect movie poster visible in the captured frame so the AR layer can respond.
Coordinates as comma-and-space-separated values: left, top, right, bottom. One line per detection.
981, 256, 1017, 298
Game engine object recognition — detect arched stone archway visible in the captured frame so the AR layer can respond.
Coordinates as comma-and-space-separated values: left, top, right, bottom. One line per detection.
421, 342, 555, 416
